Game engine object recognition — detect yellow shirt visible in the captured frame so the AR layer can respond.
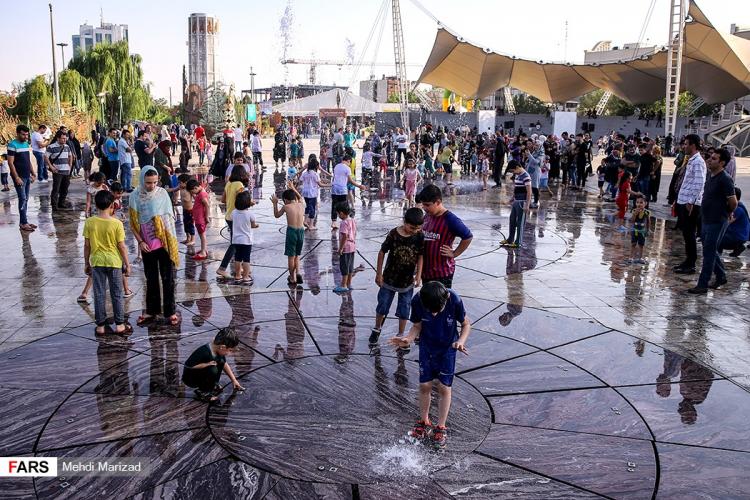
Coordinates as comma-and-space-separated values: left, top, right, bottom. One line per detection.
225, 181, 245, 221
83, 216, 125, 268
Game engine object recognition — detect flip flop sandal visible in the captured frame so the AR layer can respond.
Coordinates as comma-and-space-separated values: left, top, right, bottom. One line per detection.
192, 254, 207, 260
136, 315, 155, 326
167, 314, 180, 326
115, 324, 133, 336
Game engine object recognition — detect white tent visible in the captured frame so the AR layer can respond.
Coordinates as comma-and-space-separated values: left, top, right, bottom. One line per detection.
273, 88, 385, 116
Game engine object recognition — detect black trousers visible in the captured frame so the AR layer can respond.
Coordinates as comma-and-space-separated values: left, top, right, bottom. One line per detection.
182, 363, 224, 392
252, 151, 263, 167
493, 159, 504, 185
331, 194, 348, 221
676, 204, 701, 268
142, 247, 176, 317
50, 172, 70, 207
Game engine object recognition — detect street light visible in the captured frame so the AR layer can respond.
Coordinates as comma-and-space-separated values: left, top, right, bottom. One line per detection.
97, 91, 108, 128
117, 95, 123, 128
56, 42, 68, 69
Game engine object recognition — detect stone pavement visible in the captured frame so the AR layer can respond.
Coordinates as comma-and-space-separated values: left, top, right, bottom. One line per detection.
0, 145, 748, 498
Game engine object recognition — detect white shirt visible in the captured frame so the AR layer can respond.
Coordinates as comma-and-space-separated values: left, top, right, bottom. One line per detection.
234, 128, 243, 142
332, 162, 351, 195
677, 152, 707, 206
1, 160, 10, 174
31, 131, 46, 153
231, 209, 256, 245
300, 169, 321, 198
395, 133, 408, 150
251, 135, 262, 152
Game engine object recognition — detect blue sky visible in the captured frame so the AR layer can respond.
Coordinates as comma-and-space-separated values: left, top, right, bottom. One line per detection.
2, 0, 748, 101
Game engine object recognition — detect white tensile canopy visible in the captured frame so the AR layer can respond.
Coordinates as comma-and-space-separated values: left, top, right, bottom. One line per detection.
416, 2, 750, 104
273, 89, 385, 116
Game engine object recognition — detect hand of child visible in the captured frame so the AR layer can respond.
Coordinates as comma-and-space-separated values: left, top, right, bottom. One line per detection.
232, 381, 246, 392
388, 336, 411, 349
439, 245, 454, 258
270, 194, 278, 205
452, 341, 468, 355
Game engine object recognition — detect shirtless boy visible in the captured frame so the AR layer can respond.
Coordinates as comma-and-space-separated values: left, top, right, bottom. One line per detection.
272, 181, 306, 285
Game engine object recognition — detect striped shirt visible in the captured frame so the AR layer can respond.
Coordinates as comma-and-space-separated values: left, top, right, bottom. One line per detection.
46, 142, 72, 173
513, 170, 532, 201
677, 152, 706, 206
421, 210, 472, 279
6, 139, 33, 178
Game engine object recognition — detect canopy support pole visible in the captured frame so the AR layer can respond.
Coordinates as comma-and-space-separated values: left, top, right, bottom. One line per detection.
665, 0, 686, 138
392, 0, 410, 132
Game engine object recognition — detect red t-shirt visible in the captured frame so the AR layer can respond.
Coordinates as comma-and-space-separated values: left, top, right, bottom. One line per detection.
192, 190, 209, 225
194, 126, 205, 140
616, 180, 631, 204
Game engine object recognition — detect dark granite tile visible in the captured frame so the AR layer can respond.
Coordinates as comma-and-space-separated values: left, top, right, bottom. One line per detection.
479, 424, 656, 498
435, 452, 603, 498
453, 330, 538, 373
471, 306, 609, 349
0, 476, 35, 499
489, 388, 651, 439
263, 479, 352, 499
231, 318, 320, 361
177, 291, 295, 327
656, 442, 750, 499
460, 296, 504, 323
460, 351, 606, 396
37, 393, 207, 451
358, 480, 452, 499
291, 288, 380, 319
0, 388, 69, 455
132, 458, 277, 500
76, 354, 188, 398
618, 379, 750, 452
208, 354, 491, 483
551, 332, 722, 386
36, 428, 228, 499
0, 333, 139, 391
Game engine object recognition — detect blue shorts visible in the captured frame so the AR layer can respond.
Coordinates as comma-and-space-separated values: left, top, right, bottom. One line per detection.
419, 347, 457, 386
304, 197, 317, 219
376, 286, 413, 319
539, 178, 548, 188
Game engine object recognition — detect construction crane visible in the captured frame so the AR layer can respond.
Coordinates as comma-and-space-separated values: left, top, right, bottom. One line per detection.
280, 58, 421, 86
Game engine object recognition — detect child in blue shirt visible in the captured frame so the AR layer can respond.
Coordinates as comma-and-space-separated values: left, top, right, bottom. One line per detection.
389, 281, 471, 449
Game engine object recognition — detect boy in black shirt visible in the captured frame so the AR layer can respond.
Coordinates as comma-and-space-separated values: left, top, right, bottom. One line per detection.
369, 208, 424, 345
182, 328, 245, 402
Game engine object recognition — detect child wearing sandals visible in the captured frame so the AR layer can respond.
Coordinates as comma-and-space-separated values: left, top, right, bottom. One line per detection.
182, 327, 245, 403
83, 190, 132, 336
230, 191, 259, 285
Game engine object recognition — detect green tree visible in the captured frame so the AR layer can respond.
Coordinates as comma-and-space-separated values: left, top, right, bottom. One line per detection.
15, 75, 53, 122
67, 41, 154, 126
387, 91, 420, 104
512, 94, 547, 114
59, 69, 96, 112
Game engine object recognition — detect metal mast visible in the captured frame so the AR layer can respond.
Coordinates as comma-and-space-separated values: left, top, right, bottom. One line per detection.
665, 0, 686, 138
391, 0, 409, 131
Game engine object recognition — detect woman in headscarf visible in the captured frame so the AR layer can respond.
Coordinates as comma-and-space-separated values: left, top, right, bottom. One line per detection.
154, 140, 174, 188
130, 166, 180, 326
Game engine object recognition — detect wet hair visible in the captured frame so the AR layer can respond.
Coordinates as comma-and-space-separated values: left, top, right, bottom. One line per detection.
281, 189, 297, 202
94, 189, 115, 210
419, 281, 450, 313
336, 202, 352, 216
634, 193, 646, 202
403, 207, 424, 226
343, 154, 353, 162
418, 184, 442, 203
186, 179, 200, 191
715, 147, 731, 166
110, 181, 123, 193
235, 190, 253, 210
178, 173, 192, 184
307, 157, 320, 171
229, 167, 250, 186
89, 171, 106, 184
16, 124, 30, 133
213, 327, 239, 348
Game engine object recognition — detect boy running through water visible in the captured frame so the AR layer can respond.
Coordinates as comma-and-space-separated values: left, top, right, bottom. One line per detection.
389, 281, 471, 449
272, 182, 306, 285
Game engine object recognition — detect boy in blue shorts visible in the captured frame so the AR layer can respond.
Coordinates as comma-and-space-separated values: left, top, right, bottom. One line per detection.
389, 281, 471, 449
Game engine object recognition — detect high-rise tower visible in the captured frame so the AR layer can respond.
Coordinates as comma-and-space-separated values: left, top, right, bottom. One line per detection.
188, 13, 219, 101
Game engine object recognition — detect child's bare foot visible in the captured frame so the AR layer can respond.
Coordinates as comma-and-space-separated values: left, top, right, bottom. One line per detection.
95, 325, 107, 336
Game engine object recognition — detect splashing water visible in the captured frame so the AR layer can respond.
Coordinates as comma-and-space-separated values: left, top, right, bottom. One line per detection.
368, 442, 432, 478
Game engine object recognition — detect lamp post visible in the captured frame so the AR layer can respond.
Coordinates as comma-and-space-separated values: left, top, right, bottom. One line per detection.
97, 91, 107, 128
56, 42, 68, 69
48, 3, 61, 115
118, 95, 123, 128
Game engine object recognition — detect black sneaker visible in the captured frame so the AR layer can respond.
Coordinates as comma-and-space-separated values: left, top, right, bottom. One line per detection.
729, 245, 746, 257
674, 267, 696, 275
709, 277, 727, 289
368, 328, 381, 345
687, 286, 708, 294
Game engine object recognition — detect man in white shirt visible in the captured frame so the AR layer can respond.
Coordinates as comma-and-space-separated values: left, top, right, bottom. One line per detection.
395, 127, 408, 167
674, 134, 707, 274
233, 125, 244, 153
31, 124, 50, 182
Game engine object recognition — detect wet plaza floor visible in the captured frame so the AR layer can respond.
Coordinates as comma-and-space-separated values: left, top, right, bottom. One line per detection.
0, 161, 749, 499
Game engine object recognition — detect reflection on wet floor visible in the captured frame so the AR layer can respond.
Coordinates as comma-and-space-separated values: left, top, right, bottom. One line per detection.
0, 165, 749, 498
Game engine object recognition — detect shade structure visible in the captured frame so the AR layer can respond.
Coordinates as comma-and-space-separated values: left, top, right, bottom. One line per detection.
272, 88, 385, 116
417, 1, 750, 104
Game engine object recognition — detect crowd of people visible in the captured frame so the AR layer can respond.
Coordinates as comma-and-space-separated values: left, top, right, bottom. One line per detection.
2, 114, 746, 448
